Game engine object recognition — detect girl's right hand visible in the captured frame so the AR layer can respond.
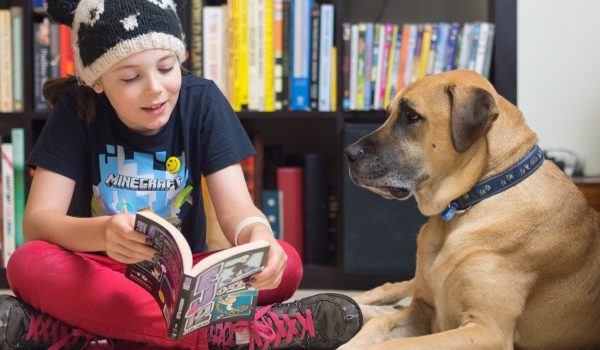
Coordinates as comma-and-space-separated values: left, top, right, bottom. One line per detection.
104, 214, 156, 264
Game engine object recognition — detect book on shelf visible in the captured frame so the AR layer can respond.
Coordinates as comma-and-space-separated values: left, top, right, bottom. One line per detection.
126, 211, 270, 340
0, 8, 13, 113
33, 17, 51, 112
261, 189, 283, 239
11, 128, 25, 247
317, 3, 334, 112
289, 0, 312, 111
189, 0, 203, 77
276, 166, 304, 260
2, 142, 15, 268
11, 5, 24, 112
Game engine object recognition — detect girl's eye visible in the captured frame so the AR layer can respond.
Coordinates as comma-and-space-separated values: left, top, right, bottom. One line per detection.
160, 66, 174, 74
121, 76, 139, 83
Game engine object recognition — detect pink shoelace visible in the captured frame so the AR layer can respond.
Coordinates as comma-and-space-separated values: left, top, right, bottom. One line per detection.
25, 313, 109, 350
209, 304, 316, 350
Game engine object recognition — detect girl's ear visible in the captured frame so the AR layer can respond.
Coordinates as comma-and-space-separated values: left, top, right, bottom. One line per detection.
92, 81, 104, 94
47, 0, 80, 26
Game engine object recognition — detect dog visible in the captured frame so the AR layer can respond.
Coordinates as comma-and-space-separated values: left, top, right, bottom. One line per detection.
341, 70, 600, 350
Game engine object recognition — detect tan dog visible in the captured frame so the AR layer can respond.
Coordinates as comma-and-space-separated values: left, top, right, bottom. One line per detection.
341, 70, 600, 350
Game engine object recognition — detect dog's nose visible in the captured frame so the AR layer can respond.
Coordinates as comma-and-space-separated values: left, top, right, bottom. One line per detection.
344, 144, 364, 163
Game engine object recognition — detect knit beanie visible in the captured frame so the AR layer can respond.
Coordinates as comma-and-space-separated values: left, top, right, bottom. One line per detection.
47, 0, 186, 86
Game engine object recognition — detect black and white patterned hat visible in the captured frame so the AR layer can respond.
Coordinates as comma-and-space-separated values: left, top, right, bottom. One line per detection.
47, 0, 186, 86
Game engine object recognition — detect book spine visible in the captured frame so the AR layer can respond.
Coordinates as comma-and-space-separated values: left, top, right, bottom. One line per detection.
59, 25, 74, 77
264, 0, 275, 112
425, 24, 438, 76
308, 2, 320, 111
303, 153, 330, 265
262, 189, 283, 239
349, 24, 358, 110
33, 19, 50, 112
280, 0, 291, 110
169, 279, 191, 340
11, 6, 24, 112
256, 0, 266, 111
247, 0, 260, 111
445, 23, 461, 71
190, 0, 203, 76
341, 23, 351, 110
290, 0, 312, 111
203, 6, 227, 93
383, 24, 398, 108
330, 46, 337, 111
0, 9, 13, 112
239, 0, 249, 110
396, 24, 410, 91
276, 167, 304, 260
482, 23, 495, 78
2, 143, 15, 268
11, 129, 25, 247
273, 0, 284, 110
377, 23, 393, 110
433, 23, 450, 74
317, 4, 334, 112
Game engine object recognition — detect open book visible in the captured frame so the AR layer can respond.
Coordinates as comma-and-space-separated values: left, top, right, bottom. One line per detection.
125, 211, 270, 339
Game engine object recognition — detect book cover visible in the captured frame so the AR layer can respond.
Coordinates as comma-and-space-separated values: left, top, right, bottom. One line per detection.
126, 211, 269, 339
276, 167, 304, 260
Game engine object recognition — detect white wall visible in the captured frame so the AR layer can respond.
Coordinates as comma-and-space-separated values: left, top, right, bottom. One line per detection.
518, 0, 600, 175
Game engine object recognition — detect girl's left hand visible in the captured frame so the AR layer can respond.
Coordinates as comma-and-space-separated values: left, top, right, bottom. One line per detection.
245, 227, 287, 290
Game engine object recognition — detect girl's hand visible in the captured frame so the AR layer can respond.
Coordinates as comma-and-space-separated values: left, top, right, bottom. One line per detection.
104, 214, 156, 264
245, 226, 287, 290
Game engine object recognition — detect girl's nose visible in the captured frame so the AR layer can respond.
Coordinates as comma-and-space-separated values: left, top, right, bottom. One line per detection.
145, 73, 163, 95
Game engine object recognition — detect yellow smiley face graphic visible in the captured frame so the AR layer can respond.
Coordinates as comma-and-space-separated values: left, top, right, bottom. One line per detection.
166, 156, 181, 174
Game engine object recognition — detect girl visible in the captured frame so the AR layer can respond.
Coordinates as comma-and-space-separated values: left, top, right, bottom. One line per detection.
0, 0, 361, 349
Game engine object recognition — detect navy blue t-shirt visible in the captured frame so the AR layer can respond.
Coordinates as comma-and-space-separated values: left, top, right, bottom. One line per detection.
28, 75, 255, 252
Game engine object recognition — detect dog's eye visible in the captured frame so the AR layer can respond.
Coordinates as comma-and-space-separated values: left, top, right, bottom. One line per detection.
402, 107, 423, 124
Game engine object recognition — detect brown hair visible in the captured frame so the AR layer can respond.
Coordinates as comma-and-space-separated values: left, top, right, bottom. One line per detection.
42, 76, 99, 123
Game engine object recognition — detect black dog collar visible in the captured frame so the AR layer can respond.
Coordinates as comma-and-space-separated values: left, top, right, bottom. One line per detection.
441, 145, 545, 222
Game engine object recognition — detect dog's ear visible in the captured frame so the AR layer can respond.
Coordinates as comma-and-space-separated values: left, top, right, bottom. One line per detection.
447, 84, 499, 153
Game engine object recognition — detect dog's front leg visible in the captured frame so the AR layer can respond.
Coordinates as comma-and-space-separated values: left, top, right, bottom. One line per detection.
353, 279, 415, 305
339, 298, 431, 350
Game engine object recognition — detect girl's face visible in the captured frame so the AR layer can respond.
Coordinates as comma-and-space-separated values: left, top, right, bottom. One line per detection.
94, 49, 182, 135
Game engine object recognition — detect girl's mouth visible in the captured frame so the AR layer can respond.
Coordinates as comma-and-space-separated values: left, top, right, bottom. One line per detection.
141, 102, 166, 114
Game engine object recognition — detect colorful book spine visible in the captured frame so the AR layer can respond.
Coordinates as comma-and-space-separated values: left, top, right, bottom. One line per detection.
317, 4, 334, 112
433, 23, 450, 74
33, 18, 50, 112
445, 23, 461, 71
0, 9, 13, 112
59, 25, 74, 77
349, 24, 358, 111
273, 0, 284, 111
341, 23, 351, 110
203, 6, 227, 94
289, 0, 312, 111
11, 129, 25, 247
11, 6, 24, 112
239, 0, 250, 110
383, 24, 398, 108
263, 0, 275, 112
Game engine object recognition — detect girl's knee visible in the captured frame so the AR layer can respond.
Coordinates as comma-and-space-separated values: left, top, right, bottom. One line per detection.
7, 240, 64, 290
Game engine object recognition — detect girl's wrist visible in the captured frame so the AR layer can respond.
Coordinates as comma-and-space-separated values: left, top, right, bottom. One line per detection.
233, 216, 273, 246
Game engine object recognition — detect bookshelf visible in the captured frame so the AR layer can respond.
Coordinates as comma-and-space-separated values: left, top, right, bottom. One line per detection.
0, 0, 517, 290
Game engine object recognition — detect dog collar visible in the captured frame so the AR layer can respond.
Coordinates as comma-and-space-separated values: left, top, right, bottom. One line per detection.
441, 145, 545, 222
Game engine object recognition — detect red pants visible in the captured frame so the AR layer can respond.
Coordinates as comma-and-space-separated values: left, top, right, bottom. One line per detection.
7, 240, 303, 349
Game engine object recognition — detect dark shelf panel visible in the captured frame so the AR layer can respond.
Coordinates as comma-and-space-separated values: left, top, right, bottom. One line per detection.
300, 265, 413, 290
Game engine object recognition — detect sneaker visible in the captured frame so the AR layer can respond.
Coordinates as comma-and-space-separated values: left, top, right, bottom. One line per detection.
208, 293, 362, 350
0, 295, 103, 350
